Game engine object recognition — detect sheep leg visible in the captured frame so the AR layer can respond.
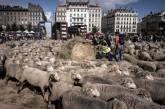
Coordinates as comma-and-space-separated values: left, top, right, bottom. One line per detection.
47, 96, 52, 109
17, 81, 27, 94
55, 100, 62, 109
4, 75, 10, 85
41, 87, 46, 101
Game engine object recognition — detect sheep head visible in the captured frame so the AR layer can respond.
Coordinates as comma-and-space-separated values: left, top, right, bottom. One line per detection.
137, 88, 152, 102
71, 73, 83, 86
145, 74, 154, 80
49, 72, 60, 83
120, 77, 137, 89
47, 66, 54, 72
82, 82, 100, 98
136, 71, 154, 80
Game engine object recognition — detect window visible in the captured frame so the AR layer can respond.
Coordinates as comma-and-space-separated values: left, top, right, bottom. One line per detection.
133, 26, 136, 28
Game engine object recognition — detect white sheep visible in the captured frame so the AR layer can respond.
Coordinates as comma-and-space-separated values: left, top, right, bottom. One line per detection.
17, 66, 60, 101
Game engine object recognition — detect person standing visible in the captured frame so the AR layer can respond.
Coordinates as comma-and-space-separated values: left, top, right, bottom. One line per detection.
114, 32, 120, 61
114, 32, 125, 61
118, 33, 125, 60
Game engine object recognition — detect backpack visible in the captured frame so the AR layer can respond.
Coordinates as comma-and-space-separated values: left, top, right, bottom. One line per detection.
119, 35, 125, 45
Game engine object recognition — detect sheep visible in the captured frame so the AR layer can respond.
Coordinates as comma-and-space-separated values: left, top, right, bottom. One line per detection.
153, 69, 165, 78
60, 90, 127, 109
123, 53, 138, 65
17, 66, 60, 101
0, 53, 6, 78
72, 74, 152, 102
4, 58, 23, 84
134, 78, 165, 105
47, 81, 100, 109
102, 74, 137, 89
137, 61, 157, 72
134, 71, 154, 80
47, 82, 73, 108
71, 73, 117, 86
138, 51, 152, 61
114, 93, 165, 109
155, 62, 165, 70
88, 83, 152, 102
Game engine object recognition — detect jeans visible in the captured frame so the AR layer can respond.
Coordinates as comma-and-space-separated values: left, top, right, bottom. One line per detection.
108, 53, 117, 61
115, 44, 124, 61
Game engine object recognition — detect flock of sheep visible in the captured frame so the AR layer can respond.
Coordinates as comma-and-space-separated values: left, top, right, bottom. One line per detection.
0, 39, 165, 109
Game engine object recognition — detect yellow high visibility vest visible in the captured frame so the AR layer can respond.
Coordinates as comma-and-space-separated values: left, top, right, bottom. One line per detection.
101, 45, 111, 54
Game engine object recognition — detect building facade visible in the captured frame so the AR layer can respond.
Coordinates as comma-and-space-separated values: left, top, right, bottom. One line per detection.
55, 0, 102, 32
140, 11, 165, 35
0, 3, 46, 28
28, 3, 47, 26
102, 8, 138, 34
0, 5, 29, 26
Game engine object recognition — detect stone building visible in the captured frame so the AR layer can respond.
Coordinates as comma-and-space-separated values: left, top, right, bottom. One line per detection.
55, 0, 102, 32
0, 3, 46, 28
102, 8, 138, 34
0, 5, 29, 26
28, 3, 47, 26
140, 11, 165, 35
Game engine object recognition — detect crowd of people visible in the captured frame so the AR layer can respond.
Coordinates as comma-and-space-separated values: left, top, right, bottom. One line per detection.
92, 32, 125, 61
92, 32, 165, 61
0, 32, 46, 44
130, 34, 165, 42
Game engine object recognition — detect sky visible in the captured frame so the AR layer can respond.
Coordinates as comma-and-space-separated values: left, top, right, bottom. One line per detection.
0, 0, 165, 21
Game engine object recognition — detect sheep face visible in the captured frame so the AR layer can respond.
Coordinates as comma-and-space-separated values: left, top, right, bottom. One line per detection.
136, 71, 154, 80
71, 73, 83, 86
47, 66, 54, 72
145, 74, 154, 80
49, 58, 55, 63
137, 88, 152, 102
120, 77, 137, 89
49, 73, 60, 82
82, 84, 100, 97
0, 56, 5, 61
90, 88, 100, 97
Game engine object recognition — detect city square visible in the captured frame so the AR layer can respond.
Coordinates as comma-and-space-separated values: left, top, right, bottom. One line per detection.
0, 0, 165, 109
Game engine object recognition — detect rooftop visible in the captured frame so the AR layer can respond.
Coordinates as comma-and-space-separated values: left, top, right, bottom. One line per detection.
89, 5, 100, 8
66, 0, 89, 5
142, 10, 165, 20
0, 5, 28, 11
108, 8, 136, 14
